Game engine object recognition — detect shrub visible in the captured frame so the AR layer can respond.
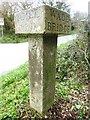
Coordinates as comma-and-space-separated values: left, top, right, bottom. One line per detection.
56, 32, 88, 83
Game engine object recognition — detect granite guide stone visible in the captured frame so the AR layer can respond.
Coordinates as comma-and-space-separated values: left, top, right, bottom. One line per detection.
14, 5, 71, 114
29, 34, 57, 114
14, 5, 71, 34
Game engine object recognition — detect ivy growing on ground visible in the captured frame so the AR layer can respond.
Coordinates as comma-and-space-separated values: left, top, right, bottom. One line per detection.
56, 31, 88, 84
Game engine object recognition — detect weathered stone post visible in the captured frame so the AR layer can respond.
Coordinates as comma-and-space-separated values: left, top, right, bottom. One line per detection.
14, 5, 70, 114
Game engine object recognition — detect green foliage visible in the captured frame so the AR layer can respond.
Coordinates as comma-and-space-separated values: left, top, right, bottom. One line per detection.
55, 31, 89, 119
1, 0, 71, 35
0, 34, 28, 43
0, 62, 29, 119
3, 15, 14, 33
41, 0, 70, 13
55, 1, 70, 13
0, 31, 75, 43
0, 59, 88, 119
0, 32, 89, 119
1, 2, 15, 34
56, 34, 88, 83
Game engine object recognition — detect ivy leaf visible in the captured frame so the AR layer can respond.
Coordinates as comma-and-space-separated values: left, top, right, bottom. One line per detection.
75, 104, 81, 109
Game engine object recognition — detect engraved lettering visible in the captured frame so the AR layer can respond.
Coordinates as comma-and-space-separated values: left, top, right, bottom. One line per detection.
56, 23, 59, 31
62, 13, 65, 21
46, 21, 70, 32
57, 13, 61, 20
50, 9, 56, 18
31, 96, 39, 103
59, 24, 63, 31
64, 25, 67, 32
67, 25, 70, 32
15, 5, 70, 34
31, 96, 36, 103
52, 23, 56, 31
48, 22, 52, 30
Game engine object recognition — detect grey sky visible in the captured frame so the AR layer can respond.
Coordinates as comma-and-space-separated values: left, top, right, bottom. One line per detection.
0, 0, 89, 14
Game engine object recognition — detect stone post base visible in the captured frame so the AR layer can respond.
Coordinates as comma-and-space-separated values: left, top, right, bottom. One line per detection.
29, 34, 57, 114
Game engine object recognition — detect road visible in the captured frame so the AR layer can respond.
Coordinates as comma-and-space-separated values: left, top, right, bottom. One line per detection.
0, 43, 28, 75
0, 34, 77, 76
57, 34, 77, 44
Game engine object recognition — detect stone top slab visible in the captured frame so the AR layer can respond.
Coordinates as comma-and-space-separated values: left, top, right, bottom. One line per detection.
14, 5, 71, 34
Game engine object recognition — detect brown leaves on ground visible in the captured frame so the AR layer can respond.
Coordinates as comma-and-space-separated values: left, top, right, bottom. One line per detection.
20, 84, 89, 120
20, 98, 89, 120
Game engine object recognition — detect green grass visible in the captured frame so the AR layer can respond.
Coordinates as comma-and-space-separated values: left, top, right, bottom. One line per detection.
0, 34, 28, 43
0, 41, 89, 119
68, 30, 76, 35
58, 30, 76, 37
0, 62, 88, 119
0, 31, 76, 43
0, 62, 29, 119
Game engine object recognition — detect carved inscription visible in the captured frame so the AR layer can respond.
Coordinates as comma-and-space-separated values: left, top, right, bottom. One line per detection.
14, 5, 71, 34
49, 7, 70, 21
31, 96, 38, 103
45, 6, 70, 33
47, 22, 70, 32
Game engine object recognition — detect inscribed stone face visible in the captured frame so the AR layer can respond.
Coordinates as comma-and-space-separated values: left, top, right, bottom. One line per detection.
14, 5, 71, 34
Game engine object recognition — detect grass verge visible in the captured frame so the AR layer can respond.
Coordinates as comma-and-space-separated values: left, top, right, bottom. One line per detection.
0, 43, 89, 119
0, 34, 28, 43
0, 31, 76, 43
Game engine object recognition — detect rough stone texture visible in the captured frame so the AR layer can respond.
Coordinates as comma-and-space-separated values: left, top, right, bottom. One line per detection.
29, 34, 57, 114
14, 5, 71, 34
14, 5, 71, 114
